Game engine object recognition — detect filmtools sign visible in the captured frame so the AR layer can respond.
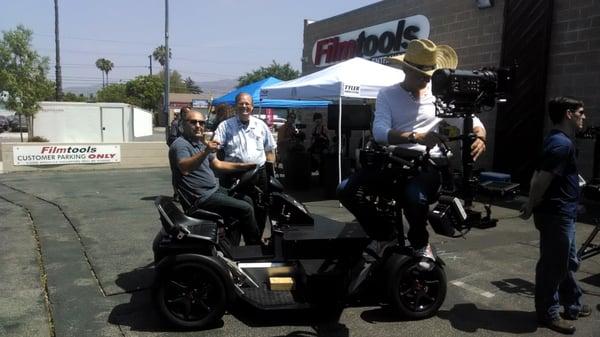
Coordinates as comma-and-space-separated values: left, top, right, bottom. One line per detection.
13, 145, 121, 166
312, 15, 430, 67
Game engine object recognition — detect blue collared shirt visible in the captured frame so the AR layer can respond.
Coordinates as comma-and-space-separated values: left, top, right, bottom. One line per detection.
213, 115, 276, 166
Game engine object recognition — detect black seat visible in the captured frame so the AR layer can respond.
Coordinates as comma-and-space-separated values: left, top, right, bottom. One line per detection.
177, 189, 225, 223
269, 176, 284, 193
155, 196, 218, 243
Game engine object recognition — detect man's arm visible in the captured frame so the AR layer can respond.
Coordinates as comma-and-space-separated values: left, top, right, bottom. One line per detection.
178, 149, 211, 176
210, 158, 256, 173
176, 140, 220, 175
265, 150, 275, 163
471, 126, 487, 161
263, 125, 277, 163
520, 170, 555, 219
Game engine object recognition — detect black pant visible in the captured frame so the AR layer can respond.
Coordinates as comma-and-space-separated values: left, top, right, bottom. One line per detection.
338, 167, 440, 248
220, 167, 268, 235
195, 188, 260, 245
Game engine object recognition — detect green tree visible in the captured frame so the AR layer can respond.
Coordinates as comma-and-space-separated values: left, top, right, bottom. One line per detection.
95, 58, 114, 87
125, 75, 163, 111
156, 69, 189, 93
62, 92, 87, 102
184, 77, 202, 93
152, 45, 171, 67
0, 25, 54, 137
237, 60, 300, 88
96, 83, 127, 103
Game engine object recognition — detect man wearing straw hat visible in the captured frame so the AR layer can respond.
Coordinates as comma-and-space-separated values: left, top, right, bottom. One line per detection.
366, 39, 486, 268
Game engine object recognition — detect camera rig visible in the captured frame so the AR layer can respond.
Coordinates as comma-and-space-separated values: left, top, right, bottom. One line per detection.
431, 66, 518, 228
575, 127, 600, 260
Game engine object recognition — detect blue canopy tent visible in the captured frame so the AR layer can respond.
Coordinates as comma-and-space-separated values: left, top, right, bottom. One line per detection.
212, 77, 329, 108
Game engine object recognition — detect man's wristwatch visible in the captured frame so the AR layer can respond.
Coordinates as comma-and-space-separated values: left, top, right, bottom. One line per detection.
408, 132, 417, 144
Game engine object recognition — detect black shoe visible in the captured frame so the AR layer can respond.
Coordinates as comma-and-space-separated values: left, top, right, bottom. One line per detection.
564, 304, 592, 320
539, 318, 576, 335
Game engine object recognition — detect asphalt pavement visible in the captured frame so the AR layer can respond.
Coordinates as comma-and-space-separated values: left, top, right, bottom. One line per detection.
0, 168, 599, 337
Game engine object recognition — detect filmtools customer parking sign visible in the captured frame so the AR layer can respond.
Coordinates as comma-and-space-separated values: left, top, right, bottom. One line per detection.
13, 145, 121, 166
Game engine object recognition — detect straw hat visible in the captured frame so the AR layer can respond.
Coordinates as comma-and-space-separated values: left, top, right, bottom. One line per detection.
387, 39, 458, 76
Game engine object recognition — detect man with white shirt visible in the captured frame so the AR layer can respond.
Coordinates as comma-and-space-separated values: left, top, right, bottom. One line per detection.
340, 39, 487, 268
213, 92, 277, 236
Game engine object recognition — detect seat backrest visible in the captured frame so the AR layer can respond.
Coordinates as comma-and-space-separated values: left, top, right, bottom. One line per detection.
176, 189, 193, 213
155, 196, 189, 236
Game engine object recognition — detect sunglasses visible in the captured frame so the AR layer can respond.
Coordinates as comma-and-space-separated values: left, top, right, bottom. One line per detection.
187, 119, 206, 126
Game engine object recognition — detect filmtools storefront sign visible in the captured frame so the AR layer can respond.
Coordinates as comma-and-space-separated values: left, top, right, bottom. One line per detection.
312, 15, 430, 67
13, 145, 121, 166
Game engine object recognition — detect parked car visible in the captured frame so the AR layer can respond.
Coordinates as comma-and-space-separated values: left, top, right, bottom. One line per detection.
8, 114, 28, 132
0, 116, 9, 132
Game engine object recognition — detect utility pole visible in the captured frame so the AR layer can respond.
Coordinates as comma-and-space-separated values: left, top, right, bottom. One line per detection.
54, 0, 63, 101
163, 0, 170, 127
148, 55, 153, 76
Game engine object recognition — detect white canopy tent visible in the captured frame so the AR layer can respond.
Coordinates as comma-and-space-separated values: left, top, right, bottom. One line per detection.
260, 57, 405, 188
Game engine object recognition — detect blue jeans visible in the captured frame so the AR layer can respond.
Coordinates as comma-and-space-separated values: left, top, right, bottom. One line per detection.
533, 212, 582, 321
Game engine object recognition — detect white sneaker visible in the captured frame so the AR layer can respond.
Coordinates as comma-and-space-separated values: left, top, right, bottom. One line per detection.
415, 244, 435, 270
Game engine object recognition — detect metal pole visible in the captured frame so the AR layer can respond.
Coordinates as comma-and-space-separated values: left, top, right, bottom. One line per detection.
54, 0, 63, 100
148, 55, 153, 76
164, 0, 170, 127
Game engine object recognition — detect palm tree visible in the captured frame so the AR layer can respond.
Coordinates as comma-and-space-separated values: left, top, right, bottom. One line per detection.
95, 58, 105, 87
102, 59, 114, 85
54, 0, 63, 100
152, 45, 171, 68
95, 58, 114, 87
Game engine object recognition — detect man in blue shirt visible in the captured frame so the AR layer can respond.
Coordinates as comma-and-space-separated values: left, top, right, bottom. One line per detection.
213, 92, 277, 236
170, 109, 260, 245
521, 96, 591, 334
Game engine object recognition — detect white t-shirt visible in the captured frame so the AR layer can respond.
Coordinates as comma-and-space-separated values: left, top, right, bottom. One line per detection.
372, 82, 484, 157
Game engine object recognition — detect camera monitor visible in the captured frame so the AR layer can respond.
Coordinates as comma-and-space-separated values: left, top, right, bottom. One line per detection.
327, 104, 373, 131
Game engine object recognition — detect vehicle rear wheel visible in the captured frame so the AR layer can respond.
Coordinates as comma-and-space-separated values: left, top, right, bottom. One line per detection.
387, 257, 447, 319
156, 261, 226, 329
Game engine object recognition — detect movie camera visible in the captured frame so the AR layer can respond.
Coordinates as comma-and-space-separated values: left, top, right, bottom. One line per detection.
431, 66, 516, 117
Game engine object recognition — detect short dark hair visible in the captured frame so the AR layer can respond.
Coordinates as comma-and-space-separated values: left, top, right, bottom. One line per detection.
548, 96, 584, 125
235, 92, 253, 105
313, 112, 322, 121
180, 106, 191, 115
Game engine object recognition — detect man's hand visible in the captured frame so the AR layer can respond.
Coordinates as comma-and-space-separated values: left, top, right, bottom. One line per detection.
519, 202, 533, 220
416, 132, 448, 148
204, 140, 220, 153
471, 137, 486, 161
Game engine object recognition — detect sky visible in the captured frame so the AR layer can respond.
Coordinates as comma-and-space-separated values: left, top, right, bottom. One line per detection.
0, 0, 380, 91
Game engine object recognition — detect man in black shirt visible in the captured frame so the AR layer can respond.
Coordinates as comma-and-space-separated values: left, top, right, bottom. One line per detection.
521, 97, 591, 334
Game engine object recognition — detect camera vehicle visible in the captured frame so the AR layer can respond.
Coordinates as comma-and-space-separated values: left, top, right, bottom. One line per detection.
152, 149, 460, 329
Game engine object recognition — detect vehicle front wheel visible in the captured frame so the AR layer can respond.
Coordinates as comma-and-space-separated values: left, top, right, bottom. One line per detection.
386, 256, 447, 319
156, 261, 226, 329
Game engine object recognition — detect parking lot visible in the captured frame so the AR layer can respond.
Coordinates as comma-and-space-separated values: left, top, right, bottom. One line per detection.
0, 168, 599, 337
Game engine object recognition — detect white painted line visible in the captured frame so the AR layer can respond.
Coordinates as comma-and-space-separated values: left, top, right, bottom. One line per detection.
451, 280, 495, 298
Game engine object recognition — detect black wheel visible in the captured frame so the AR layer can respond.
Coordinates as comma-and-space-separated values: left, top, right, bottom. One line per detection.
387, 257, 447, 319
156, 261, 226, 329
